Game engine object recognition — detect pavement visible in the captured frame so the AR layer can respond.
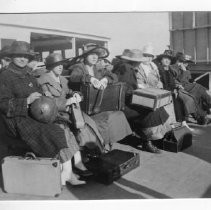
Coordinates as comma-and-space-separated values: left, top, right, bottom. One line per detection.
0, 123, 211, 200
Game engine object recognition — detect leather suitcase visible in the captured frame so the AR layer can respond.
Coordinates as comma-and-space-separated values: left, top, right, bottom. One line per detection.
131, 88, 172, 111
1, 153, 61, 197
85, 149, 140, 185
163, 123, 192, 153
80, 82, 126, 115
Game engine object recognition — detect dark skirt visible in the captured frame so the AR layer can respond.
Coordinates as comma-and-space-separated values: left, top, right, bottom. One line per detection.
123, 105, 171, 140
91, 111, 132, 144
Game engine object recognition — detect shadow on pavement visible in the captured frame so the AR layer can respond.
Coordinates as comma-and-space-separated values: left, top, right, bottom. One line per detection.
117, 178, 171, 199
183, 125, 211, 164
201, 184, 211, 198
66, 179, 145, 200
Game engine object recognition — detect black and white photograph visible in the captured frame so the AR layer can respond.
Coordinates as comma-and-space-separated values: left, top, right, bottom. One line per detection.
0, 0, 211, 209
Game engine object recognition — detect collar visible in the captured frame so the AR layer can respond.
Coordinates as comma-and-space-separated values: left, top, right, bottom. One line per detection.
7, 63, 31, 78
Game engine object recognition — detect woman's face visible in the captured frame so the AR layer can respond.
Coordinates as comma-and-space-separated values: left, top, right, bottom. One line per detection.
12, 55, 29, 68
52, 64, 63, 77
142, 54, 153, 65
85, 53, 99, 66
161, 57, 171, 67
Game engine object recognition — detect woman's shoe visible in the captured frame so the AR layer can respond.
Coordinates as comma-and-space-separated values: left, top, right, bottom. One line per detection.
67, 173, 86, 186
182, 121, 195, 132
73, 166, 93, 177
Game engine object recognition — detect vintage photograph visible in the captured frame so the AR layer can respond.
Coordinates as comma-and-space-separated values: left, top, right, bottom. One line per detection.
0, 9, 211, 206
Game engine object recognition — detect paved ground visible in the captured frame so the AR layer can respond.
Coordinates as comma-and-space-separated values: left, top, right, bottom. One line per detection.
0, 123, 211, 200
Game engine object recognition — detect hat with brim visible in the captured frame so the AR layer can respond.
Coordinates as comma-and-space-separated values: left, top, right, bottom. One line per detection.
7, 41, 37, 60
81, 43, 109, 59
120, 49, 146, 62
142, 44, 154, 58
0, 45, 11, 59
176, 52, 194, 63
115, 49, 130, 59
44, 53, 69, 69
157, 50, 174, 62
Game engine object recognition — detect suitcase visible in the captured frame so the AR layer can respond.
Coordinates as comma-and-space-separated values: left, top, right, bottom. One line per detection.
1, 153, 61, 197
80, 82, 126, 115
71, 102, 85, 129
163, 123, 192, 153
85, 149, 140, 185
131, 88, 172, 111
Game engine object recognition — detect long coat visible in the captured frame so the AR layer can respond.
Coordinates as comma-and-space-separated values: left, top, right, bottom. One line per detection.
170, 64, 211, 116
113, 62, 171, 140
0, 63, 75, 162
69, 62, 132, 144
158, 64, 202, 121
37, 72, 105, 150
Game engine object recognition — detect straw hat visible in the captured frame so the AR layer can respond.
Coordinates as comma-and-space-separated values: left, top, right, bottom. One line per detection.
120, 49, 146, 62
142, 44, 154, 57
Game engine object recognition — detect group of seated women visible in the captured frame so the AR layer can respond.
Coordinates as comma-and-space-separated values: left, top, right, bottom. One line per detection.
0, 41, 210, 187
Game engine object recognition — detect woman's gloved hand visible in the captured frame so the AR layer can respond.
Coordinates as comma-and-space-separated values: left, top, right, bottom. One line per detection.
100, 77, 108, 89
90, 77, 101, 89
66, 93, 82, 106
27, 92, 42, 105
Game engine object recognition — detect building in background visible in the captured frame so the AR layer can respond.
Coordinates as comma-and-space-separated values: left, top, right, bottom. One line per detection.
0, 23, 110, 61
169, 11, 211, 89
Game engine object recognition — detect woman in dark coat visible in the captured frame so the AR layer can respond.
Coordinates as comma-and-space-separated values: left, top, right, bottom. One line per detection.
37, 53, 105, 174
69, 43, 132, 145
0, 41, 85, 186
170, 52, 211, 125
156, 50, 201, 131
113, 49, 171, 153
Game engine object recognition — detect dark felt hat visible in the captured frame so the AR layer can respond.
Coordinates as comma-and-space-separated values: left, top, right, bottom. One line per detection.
7, 41, 36, 59
81, 43, 109, 59
157, 50, 175, 62
175, 52, 194, 63
0, 45, 11, 59
45, 53, 68, 69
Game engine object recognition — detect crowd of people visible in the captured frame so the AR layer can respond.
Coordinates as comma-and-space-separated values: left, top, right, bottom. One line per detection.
0, 40, 210, 187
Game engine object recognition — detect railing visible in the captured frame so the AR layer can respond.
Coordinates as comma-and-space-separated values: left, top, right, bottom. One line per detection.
194, 72, 211, 91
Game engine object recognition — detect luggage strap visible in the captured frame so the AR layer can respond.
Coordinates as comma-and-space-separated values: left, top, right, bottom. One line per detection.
92, 85, 105, 114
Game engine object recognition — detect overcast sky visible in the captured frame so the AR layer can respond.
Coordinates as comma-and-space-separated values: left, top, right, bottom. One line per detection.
0, 12, 170, 58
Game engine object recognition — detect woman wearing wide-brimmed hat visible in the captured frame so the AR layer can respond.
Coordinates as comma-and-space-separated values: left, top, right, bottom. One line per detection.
156, 50, 200, 131
170, 52, 211, 125
113, 48, 172, 153
69, 43, 132, 145
0, 41, 90, 186
38, 52, 108, 183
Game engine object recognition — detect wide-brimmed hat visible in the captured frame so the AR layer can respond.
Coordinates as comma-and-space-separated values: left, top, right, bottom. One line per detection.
7, 41, 36, 59
0, 45, 11, 59
157, 50, 175, 62
142, 44, 154, 57
81, 43, 109, 59
45, 53, 69, 69
115, 49, 130, 59
120, 49, 146, 62
176, 52, 194, 63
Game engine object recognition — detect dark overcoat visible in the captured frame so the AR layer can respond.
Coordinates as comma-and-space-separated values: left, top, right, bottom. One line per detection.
112, 62, 169, 128
0, 63, 71, 160
68, 62, 132, 144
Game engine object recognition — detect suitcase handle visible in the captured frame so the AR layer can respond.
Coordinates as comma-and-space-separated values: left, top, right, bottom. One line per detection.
24, 152, 37, 160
